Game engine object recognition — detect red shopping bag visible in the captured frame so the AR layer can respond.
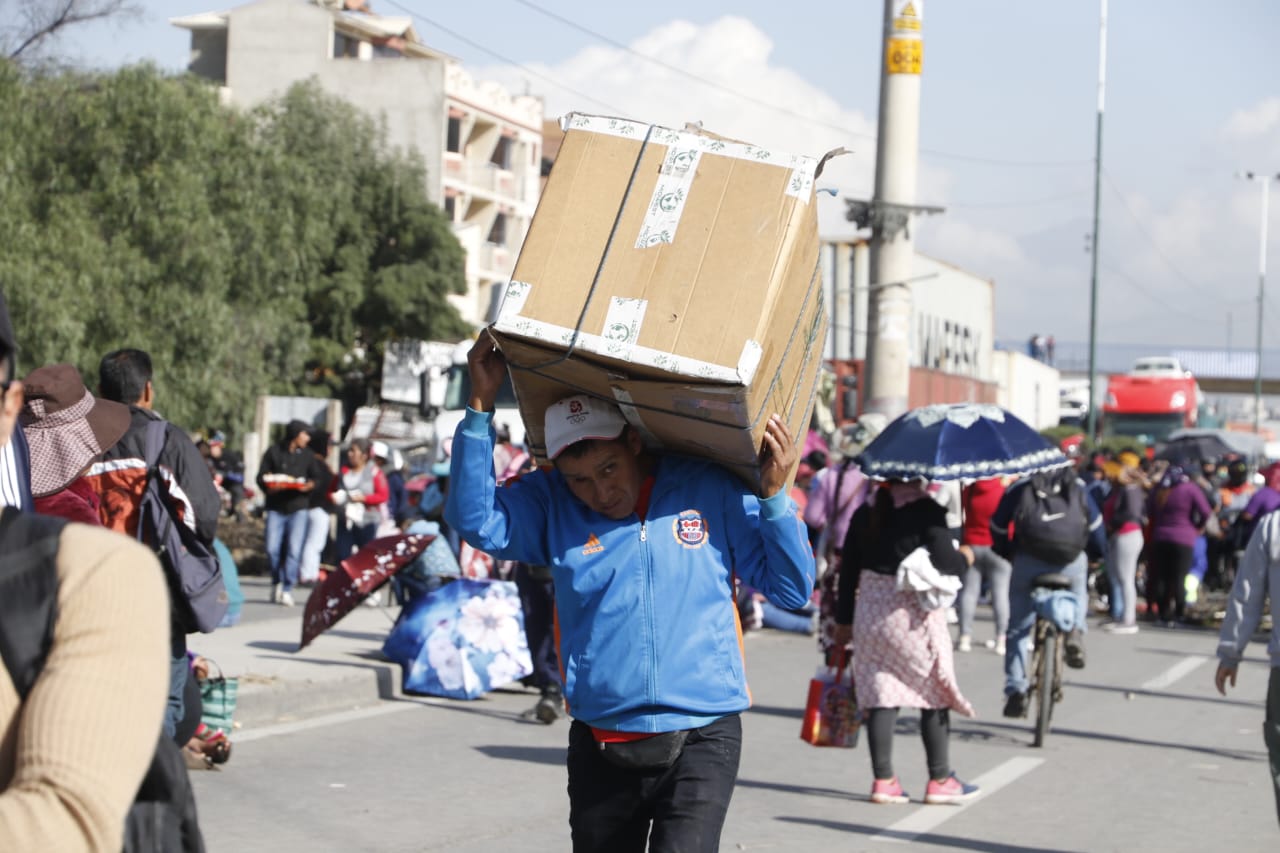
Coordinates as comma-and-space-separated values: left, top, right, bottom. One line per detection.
800, 655, 860, 748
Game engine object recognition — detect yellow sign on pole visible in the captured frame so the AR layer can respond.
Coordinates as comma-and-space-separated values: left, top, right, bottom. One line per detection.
886, 38, 923, 75
894, 0, 921, 31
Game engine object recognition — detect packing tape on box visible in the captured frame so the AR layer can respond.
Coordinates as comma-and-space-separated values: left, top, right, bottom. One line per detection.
561, 113, 819, 213
636, 147, 701, 248
601, 296, 648, 360
496, 284, 764, 385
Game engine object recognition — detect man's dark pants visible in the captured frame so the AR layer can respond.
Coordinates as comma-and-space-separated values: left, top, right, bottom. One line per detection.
514, 564, 560, 691
567, 714, 741, 853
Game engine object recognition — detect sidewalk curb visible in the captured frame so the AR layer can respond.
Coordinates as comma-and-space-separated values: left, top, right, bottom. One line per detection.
232, 667, 401, 729
196, 577, 409, 731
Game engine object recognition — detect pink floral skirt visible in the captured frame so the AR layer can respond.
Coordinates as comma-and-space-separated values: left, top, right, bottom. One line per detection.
852, 572, 974, 716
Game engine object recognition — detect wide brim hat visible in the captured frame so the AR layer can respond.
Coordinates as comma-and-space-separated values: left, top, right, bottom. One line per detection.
20, 363, 132, 497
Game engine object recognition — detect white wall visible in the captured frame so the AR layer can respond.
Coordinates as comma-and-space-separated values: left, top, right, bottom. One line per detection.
993, 350, 1061, 430
821, 239, 995, 382
222, 0, 448, 204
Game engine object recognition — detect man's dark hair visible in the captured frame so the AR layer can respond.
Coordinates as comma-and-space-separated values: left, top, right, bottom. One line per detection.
99, 348, 153, 404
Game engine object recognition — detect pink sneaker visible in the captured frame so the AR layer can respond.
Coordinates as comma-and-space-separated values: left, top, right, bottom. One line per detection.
924, 773, 980, 805
870, 777, 910, 804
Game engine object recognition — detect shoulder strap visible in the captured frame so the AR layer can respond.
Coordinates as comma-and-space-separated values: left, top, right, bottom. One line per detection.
143, 418, 167, 471
0, 507, 67, 699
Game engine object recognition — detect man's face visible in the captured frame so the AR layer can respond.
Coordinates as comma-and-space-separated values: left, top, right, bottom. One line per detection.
291, 431, 310, 451
555, 431, 645, 520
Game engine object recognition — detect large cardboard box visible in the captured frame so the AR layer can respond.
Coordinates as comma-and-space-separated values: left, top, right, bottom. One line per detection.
490, 113, 830, 489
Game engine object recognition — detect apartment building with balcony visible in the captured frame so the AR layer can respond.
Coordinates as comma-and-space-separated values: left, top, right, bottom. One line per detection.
172, 0, 541, 327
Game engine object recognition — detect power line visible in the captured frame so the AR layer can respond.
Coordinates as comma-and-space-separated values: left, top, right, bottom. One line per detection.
380, 0, 623, 115
437, 0, 1094, 169
944, 189, 1092, 210
1099, 264, 1205, 323
1101, 169, 1209, 298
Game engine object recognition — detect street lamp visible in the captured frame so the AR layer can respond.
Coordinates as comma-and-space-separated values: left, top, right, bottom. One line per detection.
1238, 170, 1280, 434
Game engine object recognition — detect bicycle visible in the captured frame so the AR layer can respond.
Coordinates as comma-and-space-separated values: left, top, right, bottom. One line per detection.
1026, 572, 1076, 747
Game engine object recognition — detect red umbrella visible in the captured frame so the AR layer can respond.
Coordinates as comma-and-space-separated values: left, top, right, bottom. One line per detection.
299, 532, 435, 650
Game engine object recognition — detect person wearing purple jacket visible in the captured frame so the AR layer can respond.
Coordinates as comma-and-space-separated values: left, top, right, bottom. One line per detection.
804, 453, 870, 664
1146, 465, 1212, 625
1238, 462, 1280, 547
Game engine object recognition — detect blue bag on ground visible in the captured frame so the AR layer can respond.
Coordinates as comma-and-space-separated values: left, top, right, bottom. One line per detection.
383, 577, 532, 700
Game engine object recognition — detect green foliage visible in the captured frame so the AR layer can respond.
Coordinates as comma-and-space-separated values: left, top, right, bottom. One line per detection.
1040, 425, 1085, 445
1039, 426, 1144, 459
0, 63, 469, 440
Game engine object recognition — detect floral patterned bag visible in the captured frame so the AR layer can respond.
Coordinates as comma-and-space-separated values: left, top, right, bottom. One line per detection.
382, 577, 533, 700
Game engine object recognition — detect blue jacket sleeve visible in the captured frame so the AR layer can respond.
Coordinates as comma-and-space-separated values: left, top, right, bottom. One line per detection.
724, 487, 816, 611
442, 408, 551, 565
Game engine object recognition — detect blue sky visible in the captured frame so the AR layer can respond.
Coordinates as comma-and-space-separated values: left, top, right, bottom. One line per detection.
50, 1, 1280, 350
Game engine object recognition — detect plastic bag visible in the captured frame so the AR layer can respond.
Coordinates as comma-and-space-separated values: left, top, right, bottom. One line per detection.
800, 659, 859, 748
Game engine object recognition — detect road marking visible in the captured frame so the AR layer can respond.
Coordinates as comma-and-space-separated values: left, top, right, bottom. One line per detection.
870, 756, 1044, 844
1141, 655, 1208, 691
232, 701, 426, 744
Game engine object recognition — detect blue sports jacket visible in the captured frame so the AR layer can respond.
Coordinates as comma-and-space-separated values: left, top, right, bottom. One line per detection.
444, 408, 815, 732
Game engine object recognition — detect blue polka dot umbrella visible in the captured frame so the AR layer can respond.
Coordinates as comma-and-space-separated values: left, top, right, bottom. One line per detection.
856, 403, 1071, 482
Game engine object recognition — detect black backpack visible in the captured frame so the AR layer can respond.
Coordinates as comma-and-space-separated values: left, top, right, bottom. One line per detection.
138, 419, 228, 634
0, 508, 205, 853
1013, 468, 1090, 565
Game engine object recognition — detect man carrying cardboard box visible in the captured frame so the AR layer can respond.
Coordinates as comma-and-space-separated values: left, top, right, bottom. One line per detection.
445, 331, 816, 852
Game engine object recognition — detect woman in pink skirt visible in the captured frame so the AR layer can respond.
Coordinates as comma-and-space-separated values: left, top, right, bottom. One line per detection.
835, 480, 980, 806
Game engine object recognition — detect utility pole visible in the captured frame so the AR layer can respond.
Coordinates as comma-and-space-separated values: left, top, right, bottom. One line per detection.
1238, 170, 1279, 434
1085, 0, 1107, 444
854, 0, 927, 421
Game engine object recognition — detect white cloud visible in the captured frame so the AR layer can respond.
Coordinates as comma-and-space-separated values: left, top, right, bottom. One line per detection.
476, 16, 882, 196
1222, 97, 1280, 142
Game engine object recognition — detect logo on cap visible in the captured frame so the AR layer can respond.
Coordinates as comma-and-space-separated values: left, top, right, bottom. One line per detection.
672, 509, 708, 548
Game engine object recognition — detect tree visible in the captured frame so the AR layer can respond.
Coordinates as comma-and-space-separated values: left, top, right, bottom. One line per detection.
0, 0, 138, 62
0, 64, 469, 440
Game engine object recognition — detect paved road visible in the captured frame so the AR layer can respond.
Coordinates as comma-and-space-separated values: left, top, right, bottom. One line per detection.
191, 615, 1276, 852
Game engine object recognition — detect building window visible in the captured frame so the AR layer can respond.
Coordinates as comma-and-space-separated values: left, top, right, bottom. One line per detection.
444, 196, 456, 222
446, 117, 462, 154
487, 213, 506, 245
490, 136, 511, 170
333, 31, 361, 59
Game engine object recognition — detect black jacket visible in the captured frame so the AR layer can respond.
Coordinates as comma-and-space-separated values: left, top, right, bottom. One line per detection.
256, 443, 318, 515
836, 495, 966, 625
88, 407, 221, 545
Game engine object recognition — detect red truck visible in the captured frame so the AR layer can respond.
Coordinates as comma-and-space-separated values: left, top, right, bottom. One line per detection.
1101, 357, 1200, 444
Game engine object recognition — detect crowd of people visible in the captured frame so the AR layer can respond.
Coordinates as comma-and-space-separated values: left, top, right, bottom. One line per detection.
3, 281, 1277, 851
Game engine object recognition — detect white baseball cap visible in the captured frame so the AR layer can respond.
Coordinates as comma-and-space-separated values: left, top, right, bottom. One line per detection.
544, 394, 627, 459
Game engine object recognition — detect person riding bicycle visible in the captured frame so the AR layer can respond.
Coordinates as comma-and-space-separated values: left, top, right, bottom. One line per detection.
990, 465, 1108, 718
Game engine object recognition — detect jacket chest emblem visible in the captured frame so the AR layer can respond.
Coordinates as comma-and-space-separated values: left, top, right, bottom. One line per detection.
673, 510, 708, 548
583, 533, 604, 555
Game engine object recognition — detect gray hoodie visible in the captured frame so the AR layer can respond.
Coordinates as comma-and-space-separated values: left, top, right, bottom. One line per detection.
1217, 510, 1280, 669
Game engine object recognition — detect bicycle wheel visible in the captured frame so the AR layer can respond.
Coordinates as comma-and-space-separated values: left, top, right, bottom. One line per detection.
1033, 627, 1057, 748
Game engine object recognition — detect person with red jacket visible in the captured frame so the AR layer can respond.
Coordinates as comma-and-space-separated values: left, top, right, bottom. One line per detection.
330, 437, 390, 562
956, 477, 1011, 655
